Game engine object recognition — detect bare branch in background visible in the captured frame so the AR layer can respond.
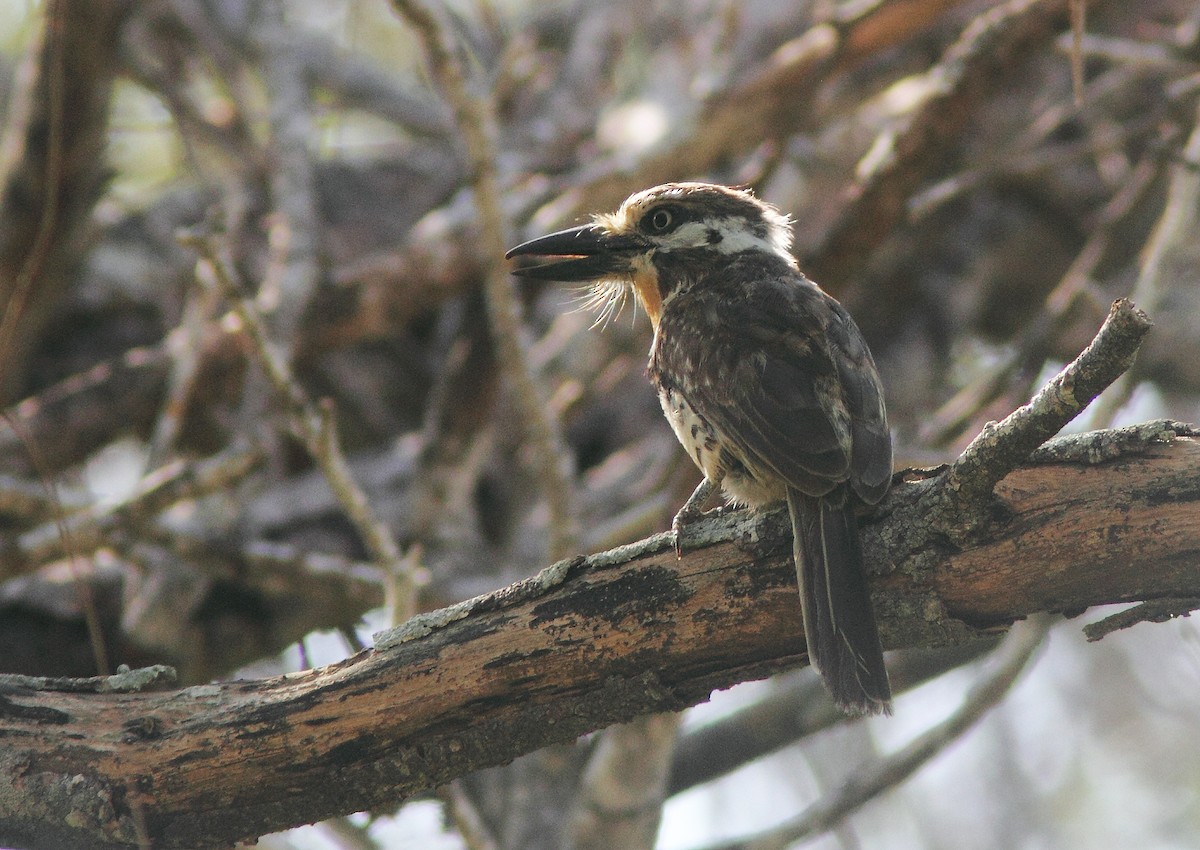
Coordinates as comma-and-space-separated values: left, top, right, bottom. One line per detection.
11, 442, 262, 570
666, 640, 997, 796
182, 233, 418, 621
392, 0, 579, 560
565, 713, 682, 850
701, 617, 1051, 850
253, 0, 323, 345
0, 0, 130, 401
927, 298, 1150, 531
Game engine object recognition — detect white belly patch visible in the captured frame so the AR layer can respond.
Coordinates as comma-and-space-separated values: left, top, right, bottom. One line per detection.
660, 388, 719, 479
658, 387, 782, 506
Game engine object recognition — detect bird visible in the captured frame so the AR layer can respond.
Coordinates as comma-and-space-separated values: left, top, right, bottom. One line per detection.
506, 182, 893, 714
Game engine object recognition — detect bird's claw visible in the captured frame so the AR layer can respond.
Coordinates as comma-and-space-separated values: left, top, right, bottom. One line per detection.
672, 504, 726, 558
672, 477, 721, 559
671, 513, 691, 559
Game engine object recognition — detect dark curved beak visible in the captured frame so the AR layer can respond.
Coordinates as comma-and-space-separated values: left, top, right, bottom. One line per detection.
506, 225, 641, 281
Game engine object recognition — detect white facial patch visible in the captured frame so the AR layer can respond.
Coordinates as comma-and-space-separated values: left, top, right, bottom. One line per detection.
659, 218, 796, 265
656, 221, 712, 251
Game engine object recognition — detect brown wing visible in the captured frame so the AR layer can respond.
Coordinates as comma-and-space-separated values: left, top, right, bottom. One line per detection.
657, 271, 891, 502
825, 297, 892, 504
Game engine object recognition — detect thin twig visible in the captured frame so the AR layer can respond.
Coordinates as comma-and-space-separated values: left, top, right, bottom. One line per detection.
0, 471, 79, 522
4, 411, 110, 675
1068, 0, 1086, 104
1084, 598, 1200, 642
0, 0, 66, 386
0, 0, 110, 676
183, 234, 419, 621
240, 540, 385, 601
921, 152, 1160, 448
16, 443, 263, 566
667, 640, 998, 796
702, 617, 1051, 850
1054, 31, 1184, 68
147, 274, 222, 466
932, 298, 1151, 528
391, 0, 579, 559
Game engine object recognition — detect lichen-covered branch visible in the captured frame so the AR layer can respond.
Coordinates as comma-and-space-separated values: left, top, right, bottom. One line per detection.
0, 419, 1196, 849
929, 298, 1151, 530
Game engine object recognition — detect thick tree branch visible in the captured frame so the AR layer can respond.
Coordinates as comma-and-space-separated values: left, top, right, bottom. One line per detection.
0, 299, 1190, 848
0, 419, 1196, 849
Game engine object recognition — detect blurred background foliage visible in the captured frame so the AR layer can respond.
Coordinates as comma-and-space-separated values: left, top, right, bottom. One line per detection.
0, 0, 1197, 848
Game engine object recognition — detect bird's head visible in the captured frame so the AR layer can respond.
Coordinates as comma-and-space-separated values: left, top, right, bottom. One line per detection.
506, 182, 796, 327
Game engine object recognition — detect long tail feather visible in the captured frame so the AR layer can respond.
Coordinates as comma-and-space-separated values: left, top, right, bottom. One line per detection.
787, 486, 892, 714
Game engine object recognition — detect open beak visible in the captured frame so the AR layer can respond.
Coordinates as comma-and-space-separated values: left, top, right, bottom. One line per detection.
506, 225, 641, 281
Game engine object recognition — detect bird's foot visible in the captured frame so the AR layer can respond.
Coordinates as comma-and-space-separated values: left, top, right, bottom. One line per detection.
672, 477, 721, 558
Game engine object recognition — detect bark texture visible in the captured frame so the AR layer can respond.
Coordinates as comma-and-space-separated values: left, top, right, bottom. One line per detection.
0, 424, 1195, 850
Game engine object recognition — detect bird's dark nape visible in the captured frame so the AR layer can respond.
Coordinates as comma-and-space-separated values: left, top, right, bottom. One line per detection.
787, 486, 892, 715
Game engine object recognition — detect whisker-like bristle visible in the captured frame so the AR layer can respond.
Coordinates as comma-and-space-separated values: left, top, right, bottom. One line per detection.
566, 281, 629, 330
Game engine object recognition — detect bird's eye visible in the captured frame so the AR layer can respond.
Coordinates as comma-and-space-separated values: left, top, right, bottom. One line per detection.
645, 207, 675, 233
